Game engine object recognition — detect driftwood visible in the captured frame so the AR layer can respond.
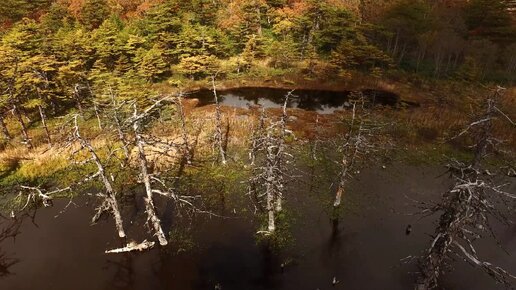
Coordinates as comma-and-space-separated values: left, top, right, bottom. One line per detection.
105, 240, 155, 254
17, 186, 71, 210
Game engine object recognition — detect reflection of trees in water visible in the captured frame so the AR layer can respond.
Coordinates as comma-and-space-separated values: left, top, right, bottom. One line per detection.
190, 88, 400, 113
0, 208, 41, 278
0, 214, 22, 277
106, 253, 134, 289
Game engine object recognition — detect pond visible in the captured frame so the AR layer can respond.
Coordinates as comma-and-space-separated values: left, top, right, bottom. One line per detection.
187, 87, 409, 114
1, 165, 515, 290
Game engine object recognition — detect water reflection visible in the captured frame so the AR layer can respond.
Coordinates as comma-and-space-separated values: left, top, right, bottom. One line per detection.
106, 253, 135, 289
188, 87, 402, 114
0, 166, 514, 290
0, 214, 21, 277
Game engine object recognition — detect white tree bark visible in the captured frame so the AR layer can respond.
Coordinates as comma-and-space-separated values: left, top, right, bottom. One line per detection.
73, 116, 126, 238
38, 105, 52, 145
211, 76, 227, 165
132, 107, 168, 246
105, 240, 155, 254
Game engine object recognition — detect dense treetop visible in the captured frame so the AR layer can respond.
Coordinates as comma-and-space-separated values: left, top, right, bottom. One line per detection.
0, 0, 514, 127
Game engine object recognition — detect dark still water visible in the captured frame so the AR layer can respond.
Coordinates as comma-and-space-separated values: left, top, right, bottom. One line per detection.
1, 165, 515, 290
188, 87, 403, 114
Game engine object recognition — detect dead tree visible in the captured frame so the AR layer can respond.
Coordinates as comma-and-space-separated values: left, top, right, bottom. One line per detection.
37, 102, 52, 145
93, 101, 103, 130
248, 95, 293, 235
128, 100, 169, 246
108, 87, 130, 161
125, 97, 200, 246
174, 93, 192, 165
211, 76, 227, 165
415, 87, 516, 289
69, 115, 127, 239
310, 115, 321, 161
274, 93, 292, 213
11, 104, 32, 148
333, 93, 382, 208
73, 83, 85, 116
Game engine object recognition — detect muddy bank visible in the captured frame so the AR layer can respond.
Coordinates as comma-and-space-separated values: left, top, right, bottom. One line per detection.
1, 164, 515, 290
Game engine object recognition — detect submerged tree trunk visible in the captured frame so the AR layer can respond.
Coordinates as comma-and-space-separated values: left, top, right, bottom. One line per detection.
274, 96, 289, 213
333, 100, 364, 208
132, 113, 168, 246
333, 161, 348, 208
266, 138, 276, 233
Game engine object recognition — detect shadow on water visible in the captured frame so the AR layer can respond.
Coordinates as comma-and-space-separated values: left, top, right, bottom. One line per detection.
0, 165, 514, 290
0, 215, 22, 277
188, 87, 413, 114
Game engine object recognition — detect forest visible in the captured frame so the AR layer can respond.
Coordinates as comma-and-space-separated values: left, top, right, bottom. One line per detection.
0, 1, 515, 290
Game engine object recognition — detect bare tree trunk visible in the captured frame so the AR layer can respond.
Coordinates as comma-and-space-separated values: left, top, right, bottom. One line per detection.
248, 94, 293, 235
0, 114, 11, 140
73, 84, 84, 116
211, 76, 227, 165
266, 137, 276, 233
38, 105, 52, 145
175, 95, 192, 165
132, 112, 168, 246
13, 105, 31, 148
333, 162, 348, 208
109, 91, 129, 161
334, 100, 364, 208
274, 96, 290, 213
93, 102, 102, 130
416, 87, 516, 289
73, 117, 126, 238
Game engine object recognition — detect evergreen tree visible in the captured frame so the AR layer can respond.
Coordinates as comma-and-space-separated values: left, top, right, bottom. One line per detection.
465, 0, 516, 44
135, 44, 170, 82
80, 0, 111, 29
41, 2, 73, 33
